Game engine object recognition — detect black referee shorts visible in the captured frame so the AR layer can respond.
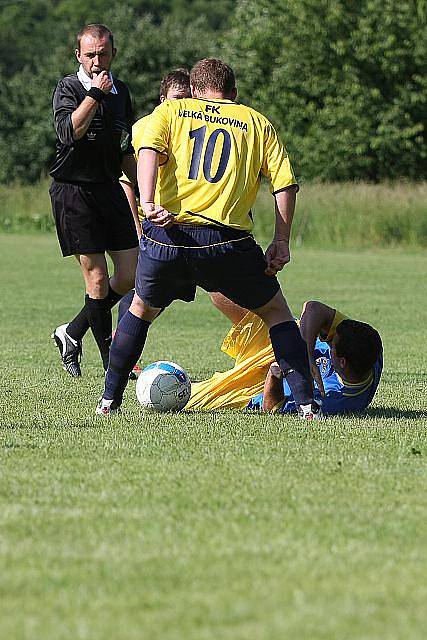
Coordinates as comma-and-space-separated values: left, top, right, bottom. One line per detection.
135, 220, 280, 310
49, 180, 138, 257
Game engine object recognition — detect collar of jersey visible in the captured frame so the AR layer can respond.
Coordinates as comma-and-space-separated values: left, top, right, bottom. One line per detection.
336, 370, 374, 394
196, 97, 239, 104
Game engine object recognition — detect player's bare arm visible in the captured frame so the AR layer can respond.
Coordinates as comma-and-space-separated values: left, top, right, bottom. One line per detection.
138, 149, 175, 227
71, 71, 113, 139
299, 301, 336, 396
264, 186, 297, 276
121, 154, 137, 186
120, 155, 141, 236
120, 179, 141, 239
262, 362, 285, 412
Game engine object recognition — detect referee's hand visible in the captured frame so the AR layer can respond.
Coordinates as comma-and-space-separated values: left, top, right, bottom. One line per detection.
92, 70, 113, 95
264, 239, 290, 276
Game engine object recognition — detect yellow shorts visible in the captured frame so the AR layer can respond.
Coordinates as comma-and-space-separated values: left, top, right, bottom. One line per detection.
187, 312, 275, 410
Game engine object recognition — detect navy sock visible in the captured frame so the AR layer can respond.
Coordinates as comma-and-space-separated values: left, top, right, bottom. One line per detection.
67, 285, 122, 342
104, 311, 151, 403
269, 321, 313, 406
118, 290, 135, 323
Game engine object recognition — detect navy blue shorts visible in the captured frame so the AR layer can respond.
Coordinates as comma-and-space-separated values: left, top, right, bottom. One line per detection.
135, 220, 280, 309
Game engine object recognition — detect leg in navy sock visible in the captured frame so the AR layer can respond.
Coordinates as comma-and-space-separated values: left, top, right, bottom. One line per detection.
118, 290, 135, 324
104, 311, 151, 404
269, 321, 313, 407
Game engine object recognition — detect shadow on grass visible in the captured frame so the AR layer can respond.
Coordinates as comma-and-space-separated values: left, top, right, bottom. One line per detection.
363, 406, 427, 420
187, 406, 427, 421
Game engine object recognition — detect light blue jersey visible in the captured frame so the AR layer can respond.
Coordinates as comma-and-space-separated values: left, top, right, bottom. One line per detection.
248, 337, 383, 416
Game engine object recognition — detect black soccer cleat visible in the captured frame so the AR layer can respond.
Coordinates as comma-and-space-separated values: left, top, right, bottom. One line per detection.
52, 324, 83, 377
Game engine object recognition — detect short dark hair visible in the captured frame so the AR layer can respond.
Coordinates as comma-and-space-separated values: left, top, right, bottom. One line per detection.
335, 320, 382, 377
159, 68, 190, 98
190, 58, 235, 95
77, 24, 114, 51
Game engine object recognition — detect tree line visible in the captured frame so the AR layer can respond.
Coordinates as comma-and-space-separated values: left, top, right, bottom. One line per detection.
0, 0, 425, 184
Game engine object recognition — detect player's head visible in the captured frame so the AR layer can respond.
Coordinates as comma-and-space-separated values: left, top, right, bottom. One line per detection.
159, 68, 191, 102
332, 320, 382, 380
190, 58, 237, 100
76, 24, 116, 77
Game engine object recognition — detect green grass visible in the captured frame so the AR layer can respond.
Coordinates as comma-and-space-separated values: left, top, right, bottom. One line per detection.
1, 234, 427, 640
1, 180, 427, 247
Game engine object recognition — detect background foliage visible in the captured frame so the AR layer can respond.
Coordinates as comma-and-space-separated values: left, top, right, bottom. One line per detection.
0, 0, 425, 184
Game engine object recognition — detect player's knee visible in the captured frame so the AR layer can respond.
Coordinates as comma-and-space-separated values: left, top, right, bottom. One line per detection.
302, 300, 312, 314
130, 293, 161, 322
302, 300, 321, 314
83, 267, 108, 296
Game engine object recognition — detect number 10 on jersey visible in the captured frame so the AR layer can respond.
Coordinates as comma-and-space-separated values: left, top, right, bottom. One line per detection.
188, 126, 231, 184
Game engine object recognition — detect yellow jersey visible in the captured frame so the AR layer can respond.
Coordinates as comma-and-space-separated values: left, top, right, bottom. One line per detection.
139, 97, 298, 231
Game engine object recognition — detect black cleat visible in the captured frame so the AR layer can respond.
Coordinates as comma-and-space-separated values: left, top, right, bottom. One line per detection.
52, 324, 82, 377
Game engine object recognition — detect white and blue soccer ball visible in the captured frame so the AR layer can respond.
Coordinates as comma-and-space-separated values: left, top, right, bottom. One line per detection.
136, 361, 191, 412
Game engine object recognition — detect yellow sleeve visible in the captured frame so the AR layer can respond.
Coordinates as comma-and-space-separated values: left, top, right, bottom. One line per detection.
261, 122, 298, 194
132, 115, 150, 159
322, 310, 349, 343
139, 102, 170, 156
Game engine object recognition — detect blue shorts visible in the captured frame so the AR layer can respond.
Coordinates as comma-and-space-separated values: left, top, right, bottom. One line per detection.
135, 220, 280, 309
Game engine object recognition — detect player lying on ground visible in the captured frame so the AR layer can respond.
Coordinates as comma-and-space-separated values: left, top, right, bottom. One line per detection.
187, 295, 383, 415
52, 67, 191, 378
96, 58, 320, 420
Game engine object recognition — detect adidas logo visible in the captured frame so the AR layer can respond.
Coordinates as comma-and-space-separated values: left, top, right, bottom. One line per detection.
87, 132, 96, 141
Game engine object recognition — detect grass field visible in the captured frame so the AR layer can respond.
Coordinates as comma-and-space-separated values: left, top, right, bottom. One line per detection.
1, 234, 427, 640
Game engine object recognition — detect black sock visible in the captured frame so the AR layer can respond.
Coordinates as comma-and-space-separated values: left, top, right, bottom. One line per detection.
104, 311, 151, 403
67, 307, 89, 342
85, 295, 114, 370
118, 290, 135, 323
67, 285, 122, 343
269, 321, 313, 406
106, 284, 122, 308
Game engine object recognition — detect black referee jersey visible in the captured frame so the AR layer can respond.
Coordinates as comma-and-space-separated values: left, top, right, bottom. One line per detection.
50, 73, 134, 183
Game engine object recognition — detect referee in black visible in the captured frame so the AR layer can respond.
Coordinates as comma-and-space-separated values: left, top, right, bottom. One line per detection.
50, 24, 140, 377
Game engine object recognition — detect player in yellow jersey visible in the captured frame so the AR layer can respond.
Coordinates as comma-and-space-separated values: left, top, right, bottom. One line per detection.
119, 68, 191, 233
114, 69, 191, 378
117, 69, 191, 330
97, 59, 321, 420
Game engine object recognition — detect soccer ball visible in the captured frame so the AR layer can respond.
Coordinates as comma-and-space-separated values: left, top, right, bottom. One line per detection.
135, 361, 191, 412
